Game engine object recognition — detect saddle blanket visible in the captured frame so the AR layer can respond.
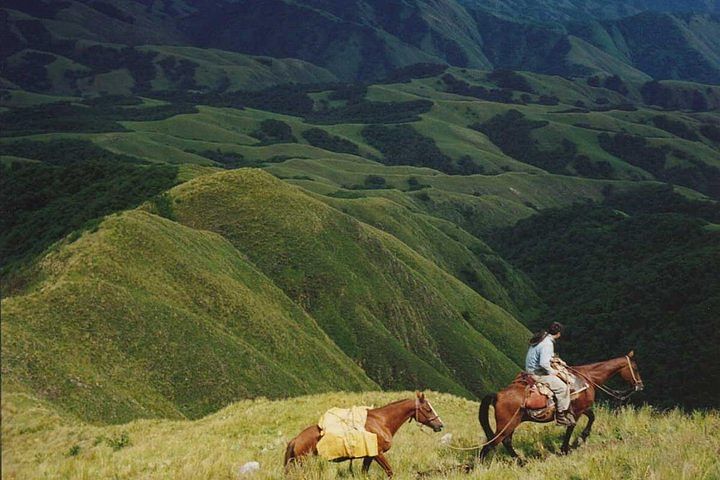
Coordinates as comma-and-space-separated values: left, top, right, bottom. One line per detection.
316, 406, 379, 460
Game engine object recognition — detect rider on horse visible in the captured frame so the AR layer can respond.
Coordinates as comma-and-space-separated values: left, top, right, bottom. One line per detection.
525, 321, 576, 426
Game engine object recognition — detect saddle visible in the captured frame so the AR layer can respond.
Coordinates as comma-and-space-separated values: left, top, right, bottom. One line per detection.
515, 370, 589, 413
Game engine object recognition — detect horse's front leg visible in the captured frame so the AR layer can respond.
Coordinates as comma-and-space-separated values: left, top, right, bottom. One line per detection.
579, 409, 595, 443
361, 456, 373, 473
560, 424, 575, 455
374, 453, 393, 477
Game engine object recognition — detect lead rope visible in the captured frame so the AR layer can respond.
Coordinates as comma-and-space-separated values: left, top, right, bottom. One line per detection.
415, 405, 522, 452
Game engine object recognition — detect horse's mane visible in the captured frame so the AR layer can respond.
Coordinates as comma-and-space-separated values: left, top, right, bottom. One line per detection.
572, 355, 626, 371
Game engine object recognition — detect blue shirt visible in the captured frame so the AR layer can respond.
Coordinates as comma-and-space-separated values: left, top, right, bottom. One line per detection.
525, 335, 557, 375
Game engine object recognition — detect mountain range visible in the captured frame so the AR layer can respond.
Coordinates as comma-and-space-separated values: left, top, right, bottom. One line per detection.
1, 0, 719, 429
3, 0, 720, 84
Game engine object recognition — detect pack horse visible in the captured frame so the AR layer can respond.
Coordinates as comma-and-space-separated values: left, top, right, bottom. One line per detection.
284, 392, 443, 477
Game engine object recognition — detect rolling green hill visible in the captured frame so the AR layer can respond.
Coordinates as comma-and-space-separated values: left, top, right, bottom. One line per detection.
2, 207, 376, 423
157, 169, 531, 397
2, 166, 541, 423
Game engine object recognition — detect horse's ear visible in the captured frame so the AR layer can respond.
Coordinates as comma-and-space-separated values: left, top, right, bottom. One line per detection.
415, 391, 420, 398
628, 350, 635, 358
419, 392, 425, 401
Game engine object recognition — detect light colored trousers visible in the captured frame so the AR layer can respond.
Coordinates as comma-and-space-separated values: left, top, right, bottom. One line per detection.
533, 374, 571, 411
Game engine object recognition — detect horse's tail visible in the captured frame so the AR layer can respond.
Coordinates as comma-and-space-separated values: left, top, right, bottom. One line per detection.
479, 393, 497, 441
284, 439, 296, 467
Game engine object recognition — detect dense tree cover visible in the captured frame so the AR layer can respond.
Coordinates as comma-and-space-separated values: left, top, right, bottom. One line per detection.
188, 150, 257, 169
2, 51, 55, 91
2, 0, 70, 19
652, 115, 700, 141
78, 45, 158, 92
700, 123, 720, 143
442, 73, 517, 104
0, 99, 198, 136
327, 84, 367, 103
641, 81, 710, 111
588, 74, 629, 95
473, 110, 612, 177
0, 158, 178, 268
307, 99, 433, 124
301, 128, 359, 155
598, 132, 720, 198
381, 63, 448, 83
157, 56, 199, 90
362, 124, 483, 174
0, 139, 144, 165
88, 1, 135, 24
489, 185, 720, 409
250, 119, 297, 145
487, 69, 535, 93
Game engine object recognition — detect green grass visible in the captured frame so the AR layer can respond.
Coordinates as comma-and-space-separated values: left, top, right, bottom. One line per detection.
2, 389, 718, 480
2, 208, 375, 423
164, 169, 531, 398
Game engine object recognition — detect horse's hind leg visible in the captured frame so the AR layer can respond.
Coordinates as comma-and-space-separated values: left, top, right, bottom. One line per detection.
361, 457, 373, 473
477, 443, 495, 461
502, 433, 519, 458
502, 433, 525, 465
373, 453, 393, 478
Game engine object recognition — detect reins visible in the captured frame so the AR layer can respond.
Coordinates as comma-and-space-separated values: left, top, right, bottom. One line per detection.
567, 355, 640, 402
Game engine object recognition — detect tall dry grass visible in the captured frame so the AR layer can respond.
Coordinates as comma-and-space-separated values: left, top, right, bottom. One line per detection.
3, 390, 719, 479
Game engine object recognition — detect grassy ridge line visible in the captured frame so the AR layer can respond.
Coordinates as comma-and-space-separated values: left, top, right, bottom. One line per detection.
318, 193, 541, 320
2, 389, 718, 480
165, 169, 530, 396
1, 210, 375, 423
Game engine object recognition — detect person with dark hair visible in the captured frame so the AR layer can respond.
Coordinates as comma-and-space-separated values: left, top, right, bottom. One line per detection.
525, 321, 575, 426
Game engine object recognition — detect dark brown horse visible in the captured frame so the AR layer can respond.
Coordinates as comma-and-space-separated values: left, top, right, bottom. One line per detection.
478, 351, 643, 461
284, 392, 444, 477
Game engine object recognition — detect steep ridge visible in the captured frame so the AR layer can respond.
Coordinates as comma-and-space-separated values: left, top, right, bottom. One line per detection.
1, 209, 375, 423
164, 169, 530, 398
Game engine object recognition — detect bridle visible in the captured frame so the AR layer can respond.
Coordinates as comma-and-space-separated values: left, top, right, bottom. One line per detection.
625, 355, 642, 389
567, 355, 643, 402
413, 398, 440, 424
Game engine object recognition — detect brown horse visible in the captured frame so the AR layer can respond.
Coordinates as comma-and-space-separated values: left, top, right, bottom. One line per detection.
477, 351, 643, 461
284, 392, 444, 477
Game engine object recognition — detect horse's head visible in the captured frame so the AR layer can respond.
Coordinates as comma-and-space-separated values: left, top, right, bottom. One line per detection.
619, 350, 644, 391
414, 392, 444, 432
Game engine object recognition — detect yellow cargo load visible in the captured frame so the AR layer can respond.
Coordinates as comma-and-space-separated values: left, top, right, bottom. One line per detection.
316, 406, 379, 460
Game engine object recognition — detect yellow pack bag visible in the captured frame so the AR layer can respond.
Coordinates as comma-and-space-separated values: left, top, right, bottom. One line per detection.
316, 406, 379, 460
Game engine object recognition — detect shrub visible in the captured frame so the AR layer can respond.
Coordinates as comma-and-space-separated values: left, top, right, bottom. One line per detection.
364, 175, 388, 189
107, 432, 130, 451
250, 119, 297, 145
487, 69, 535, 93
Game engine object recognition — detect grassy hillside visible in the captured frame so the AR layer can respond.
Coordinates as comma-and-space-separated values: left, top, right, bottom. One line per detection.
3, 389, 718, 479
1, 208, 375, 423
163, 169, 531, 397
